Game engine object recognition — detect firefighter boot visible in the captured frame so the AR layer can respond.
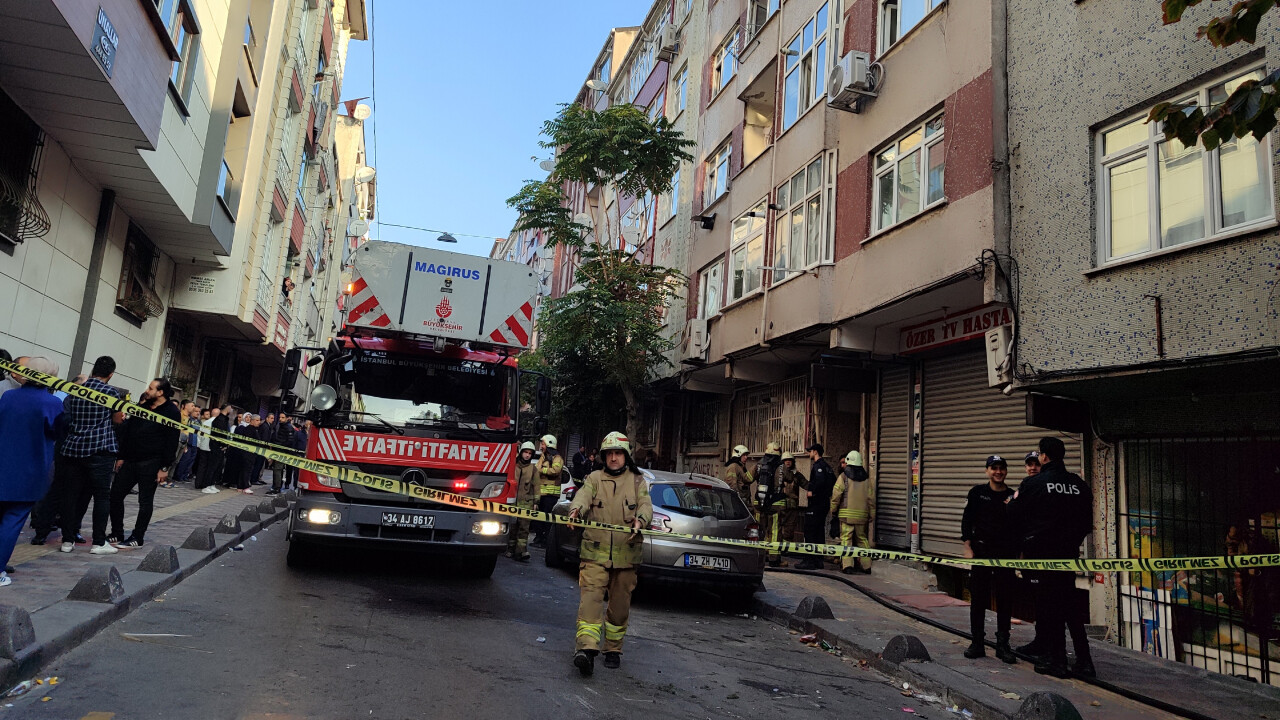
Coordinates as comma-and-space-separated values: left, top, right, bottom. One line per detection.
573, 650, 596, 677
603, 652, 621, 669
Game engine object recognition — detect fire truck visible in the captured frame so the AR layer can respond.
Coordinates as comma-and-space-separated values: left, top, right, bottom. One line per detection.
286, 241, 548, 577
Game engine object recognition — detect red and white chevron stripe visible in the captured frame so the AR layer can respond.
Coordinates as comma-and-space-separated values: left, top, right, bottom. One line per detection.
345, 272, 392, 328
483, 442, 513, 473
316, 429, 348, 461
487, 301, 534, 347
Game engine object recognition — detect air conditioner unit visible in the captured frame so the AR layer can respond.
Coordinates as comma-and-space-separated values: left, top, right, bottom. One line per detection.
657, 25, 679, 62
828, 51, 876, 113
985, 325, 1013, 388
687, 318, 708, 360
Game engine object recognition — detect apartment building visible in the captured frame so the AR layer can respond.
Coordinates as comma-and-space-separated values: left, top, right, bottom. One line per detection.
0, 0, 251, 392
162, 0, 367, 411
1007, 2, 1280, 683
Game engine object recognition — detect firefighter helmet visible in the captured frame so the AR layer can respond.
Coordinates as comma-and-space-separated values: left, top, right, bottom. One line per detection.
732, 444, 750, 458
845, 450, 864, 467
540, 434, 558, 450
600, 431, 631, 455
519, 441, 537, 453
764, 441, 782, 456
781, 451, 795, 462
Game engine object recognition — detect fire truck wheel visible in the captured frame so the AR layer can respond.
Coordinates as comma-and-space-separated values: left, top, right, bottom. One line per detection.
286, 538, 318, 569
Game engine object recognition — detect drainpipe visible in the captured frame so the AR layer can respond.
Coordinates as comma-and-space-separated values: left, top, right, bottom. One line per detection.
69, 189, 115, 374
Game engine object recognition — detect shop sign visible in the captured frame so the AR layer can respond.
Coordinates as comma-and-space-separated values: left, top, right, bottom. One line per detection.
899, 304, 1012, 354
91, 8, 119, 78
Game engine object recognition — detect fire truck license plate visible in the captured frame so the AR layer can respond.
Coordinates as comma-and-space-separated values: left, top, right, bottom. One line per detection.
381, 512, 435, 528
684, 554, 730, 570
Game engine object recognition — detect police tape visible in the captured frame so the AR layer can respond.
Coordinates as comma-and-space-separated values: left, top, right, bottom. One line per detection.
4, 358, 1278, 573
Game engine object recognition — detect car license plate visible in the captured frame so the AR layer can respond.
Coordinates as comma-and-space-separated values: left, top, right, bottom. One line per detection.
684, 554, 730, 571
381, 512, 435, 528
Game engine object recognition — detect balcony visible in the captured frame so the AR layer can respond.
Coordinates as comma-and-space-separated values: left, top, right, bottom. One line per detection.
288, 68, 304, 114
289, 205, 306, 255
273, 309, 291, 352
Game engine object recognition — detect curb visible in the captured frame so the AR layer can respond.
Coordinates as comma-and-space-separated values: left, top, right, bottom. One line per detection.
751, 592, 1015, 720
0, 501, 293, 690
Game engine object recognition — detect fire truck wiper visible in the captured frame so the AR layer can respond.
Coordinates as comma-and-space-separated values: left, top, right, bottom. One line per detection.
345, 410, 405, 436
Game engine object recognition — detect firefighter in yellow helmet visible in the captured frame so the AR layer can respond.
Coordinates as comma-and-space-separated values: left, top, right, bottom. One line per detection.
723, 444, 754, 513
505, 441, 538, 562
532, 434, 564, 547
567, 431, 652, 677
775, 451, 808, 564
829, 450, 875, 574
755, 442, 785, 566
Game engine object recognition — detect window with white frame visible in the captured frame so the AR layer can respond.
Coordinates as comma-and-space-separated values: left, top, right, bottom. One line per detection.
668, 167, 680, 219
168, 0, 200, 106
748, 0, 779, 39
628, 40, 655, 102
1098, 69, 1274, 263
712, 26, 740, 96
705, 142, 731, 206
648, 86, 666, 122
773, 153, 832, 280
782, 2, 830, 132
698, 261, 723, 318
671, 64, 688, 116
597, 52, 611, 83
873, 114, 945, 233
879, 0, 943, 53
729, 199, 767, 302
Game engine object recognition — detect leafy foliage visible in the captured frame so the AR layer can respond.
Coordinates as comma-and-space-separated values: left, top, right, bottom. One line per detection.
506, 103, 693, 444
1153, 1, 1280, 148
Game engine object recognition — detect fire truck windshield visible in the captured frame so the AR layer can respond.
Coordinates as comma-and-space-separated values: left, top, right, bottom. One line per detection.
335, 350, 515, 430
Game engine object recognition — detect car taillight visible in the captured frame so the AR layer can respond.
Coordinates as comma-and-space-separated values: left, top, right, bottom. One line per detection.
746, 522, 760, 540
650, 511, 672, 532
564, 486, 577, 501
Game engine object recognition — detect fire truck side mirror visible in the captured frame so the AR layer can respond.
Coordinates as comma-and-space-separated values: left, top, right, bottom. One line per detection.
280, 348, 303, 391
535, 375, 552, 417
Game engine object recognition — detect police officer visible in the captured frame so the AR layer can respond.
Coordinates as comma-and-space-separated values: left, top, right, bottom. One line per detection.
829, 451, 874, 574
723, 444, 754, 513
776, 452, 807, 559
1008, 436, 1094, 678
506, 441, 538, 562
754, 442, 784, 566
960, 455, 1018, 662
797, 443, 836, 569
567, 431, 652, 677
532, 434, 563, 547
1023, 450, 1041, 478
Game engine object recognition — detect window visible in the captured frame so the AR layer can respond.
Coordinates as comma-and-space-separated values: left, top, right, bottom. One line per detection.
168, 1, 199, 106
712, 26, 740, 96
217, 159, 233, 205
873, 114, 945, 233
668, 167, 680, 220
116, 224, 163, 322
774, 154, 830, 280
628, 41, 656, 102
729, 199, 767, 302
1098, 69, 1274, 263
313, 45, 327, 101
678, 0, 694, 24
296, 150, 310, 207
748, 0, 779, 39
672, 65, 688, 115
698, 261, 722, 318
705, 142, 731, 206
648, 87, 666, 122
783, 3, 829, 132
879, 0, 942, 53
597, 53, 611, 83
0, 89, 49, 245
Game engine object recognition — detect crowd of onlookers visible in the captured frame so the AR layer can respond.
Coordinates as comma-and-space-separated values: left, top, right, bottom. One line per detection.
0, 350, 307, 588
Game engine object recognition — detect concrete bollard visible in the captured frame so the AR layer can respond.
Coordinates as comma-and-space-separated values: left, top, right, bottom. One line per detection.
180, 527, 217, 551
67, 565, 125, 604
137, 545, 181, 573
256, 501, 277, 516
214, 514, 242, 534
795, 595, 835, 620
882, 634, 932, 663
271, 495, 290, 508
0, 604, 35, 659
1013, 692, 1084, 720
281, 490, 298, 502
237, 506, 262, 523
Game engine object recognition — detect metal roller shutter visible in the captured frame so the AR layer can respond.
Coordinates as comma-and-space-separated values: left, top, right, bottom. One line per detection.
875, 366, 911, 549
920, 348, 1083, 557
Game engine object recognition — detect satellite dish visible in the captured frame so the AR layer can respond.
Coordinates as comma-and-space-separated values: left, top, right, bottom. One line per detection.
573, 212, 592, 226
531, 255, 546, 274
538, 159, 556, 172
622, 226, 641, 243
355, 166, 376, 183
586, 79, 609, 91
353, 103, 372, 120
348, 218, 369, 236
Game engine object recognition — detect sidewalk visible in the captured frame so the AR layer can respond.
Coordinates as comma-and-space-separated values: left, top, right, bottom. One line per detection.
0, 480, 293, 691
753, 563, 1280, 720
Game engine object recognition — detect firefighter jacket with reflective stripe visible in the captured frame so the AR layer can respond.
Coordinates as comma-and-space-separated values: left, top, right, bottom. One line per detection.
723, 459, 754, 509
513, 456, 538, 505
569, 468, 652, 568
830, 467, 874, 522
776, 466, 807, 510
537, 452, 564, 496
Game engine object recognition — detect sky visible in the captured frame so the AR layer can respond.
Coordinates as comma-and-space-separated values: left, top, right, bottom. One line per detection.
340, 0, 654, 258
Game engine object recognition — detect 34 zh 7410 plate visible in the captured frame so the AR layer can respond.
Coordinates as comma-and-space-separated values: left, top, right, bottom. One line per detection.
684, 554, 730, 570
382, 512, 435, 528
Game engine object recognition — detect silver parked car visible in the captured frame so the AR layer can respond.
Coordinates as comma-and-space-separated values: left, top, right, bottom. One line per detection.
545, 469, 765, 599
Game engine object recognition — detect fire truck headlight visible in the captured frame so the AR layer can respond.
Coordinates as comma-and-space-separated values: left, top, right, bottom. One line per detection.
305, 508, 341, 524
479, 482, 505, 499
315, 474, 340, 488
472, 521, 504, 536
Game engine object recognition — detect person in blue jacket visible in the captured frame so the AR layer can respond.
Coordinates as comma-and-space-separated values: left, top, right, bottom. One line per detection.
0, 356, 65, 586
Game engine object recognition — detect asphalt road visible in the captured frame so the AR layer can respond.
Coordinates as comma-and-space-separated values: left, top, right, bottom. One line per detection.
6, 529, 952, 719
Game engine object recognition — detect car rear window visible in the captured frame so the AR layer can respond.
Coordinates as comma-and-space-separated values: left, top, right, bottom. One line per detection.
650, 484, 750, 521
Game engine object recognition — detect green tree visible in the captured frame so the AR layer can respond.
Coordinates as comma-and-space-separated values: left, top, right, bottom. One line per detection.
508, 103, 693, 445
1153, 1, 1280, 149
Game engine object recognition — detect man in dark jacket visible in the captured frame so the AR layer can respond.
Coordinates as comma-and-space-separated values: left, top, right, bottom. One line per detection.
960, 455, 1018, 662
0, 357, 65, 584
797, 443, 836, 569
1008, 436, 1094, 678
266, 412, 297, 496
571, 446, 591, 481
108, 379, 182, 547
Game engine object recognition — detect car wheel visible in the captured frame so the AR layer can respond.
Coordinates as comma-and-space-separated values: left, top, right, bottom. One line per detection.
463, 554, 498, 579
545, 528, 563, 568
285, 538, 315, 569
